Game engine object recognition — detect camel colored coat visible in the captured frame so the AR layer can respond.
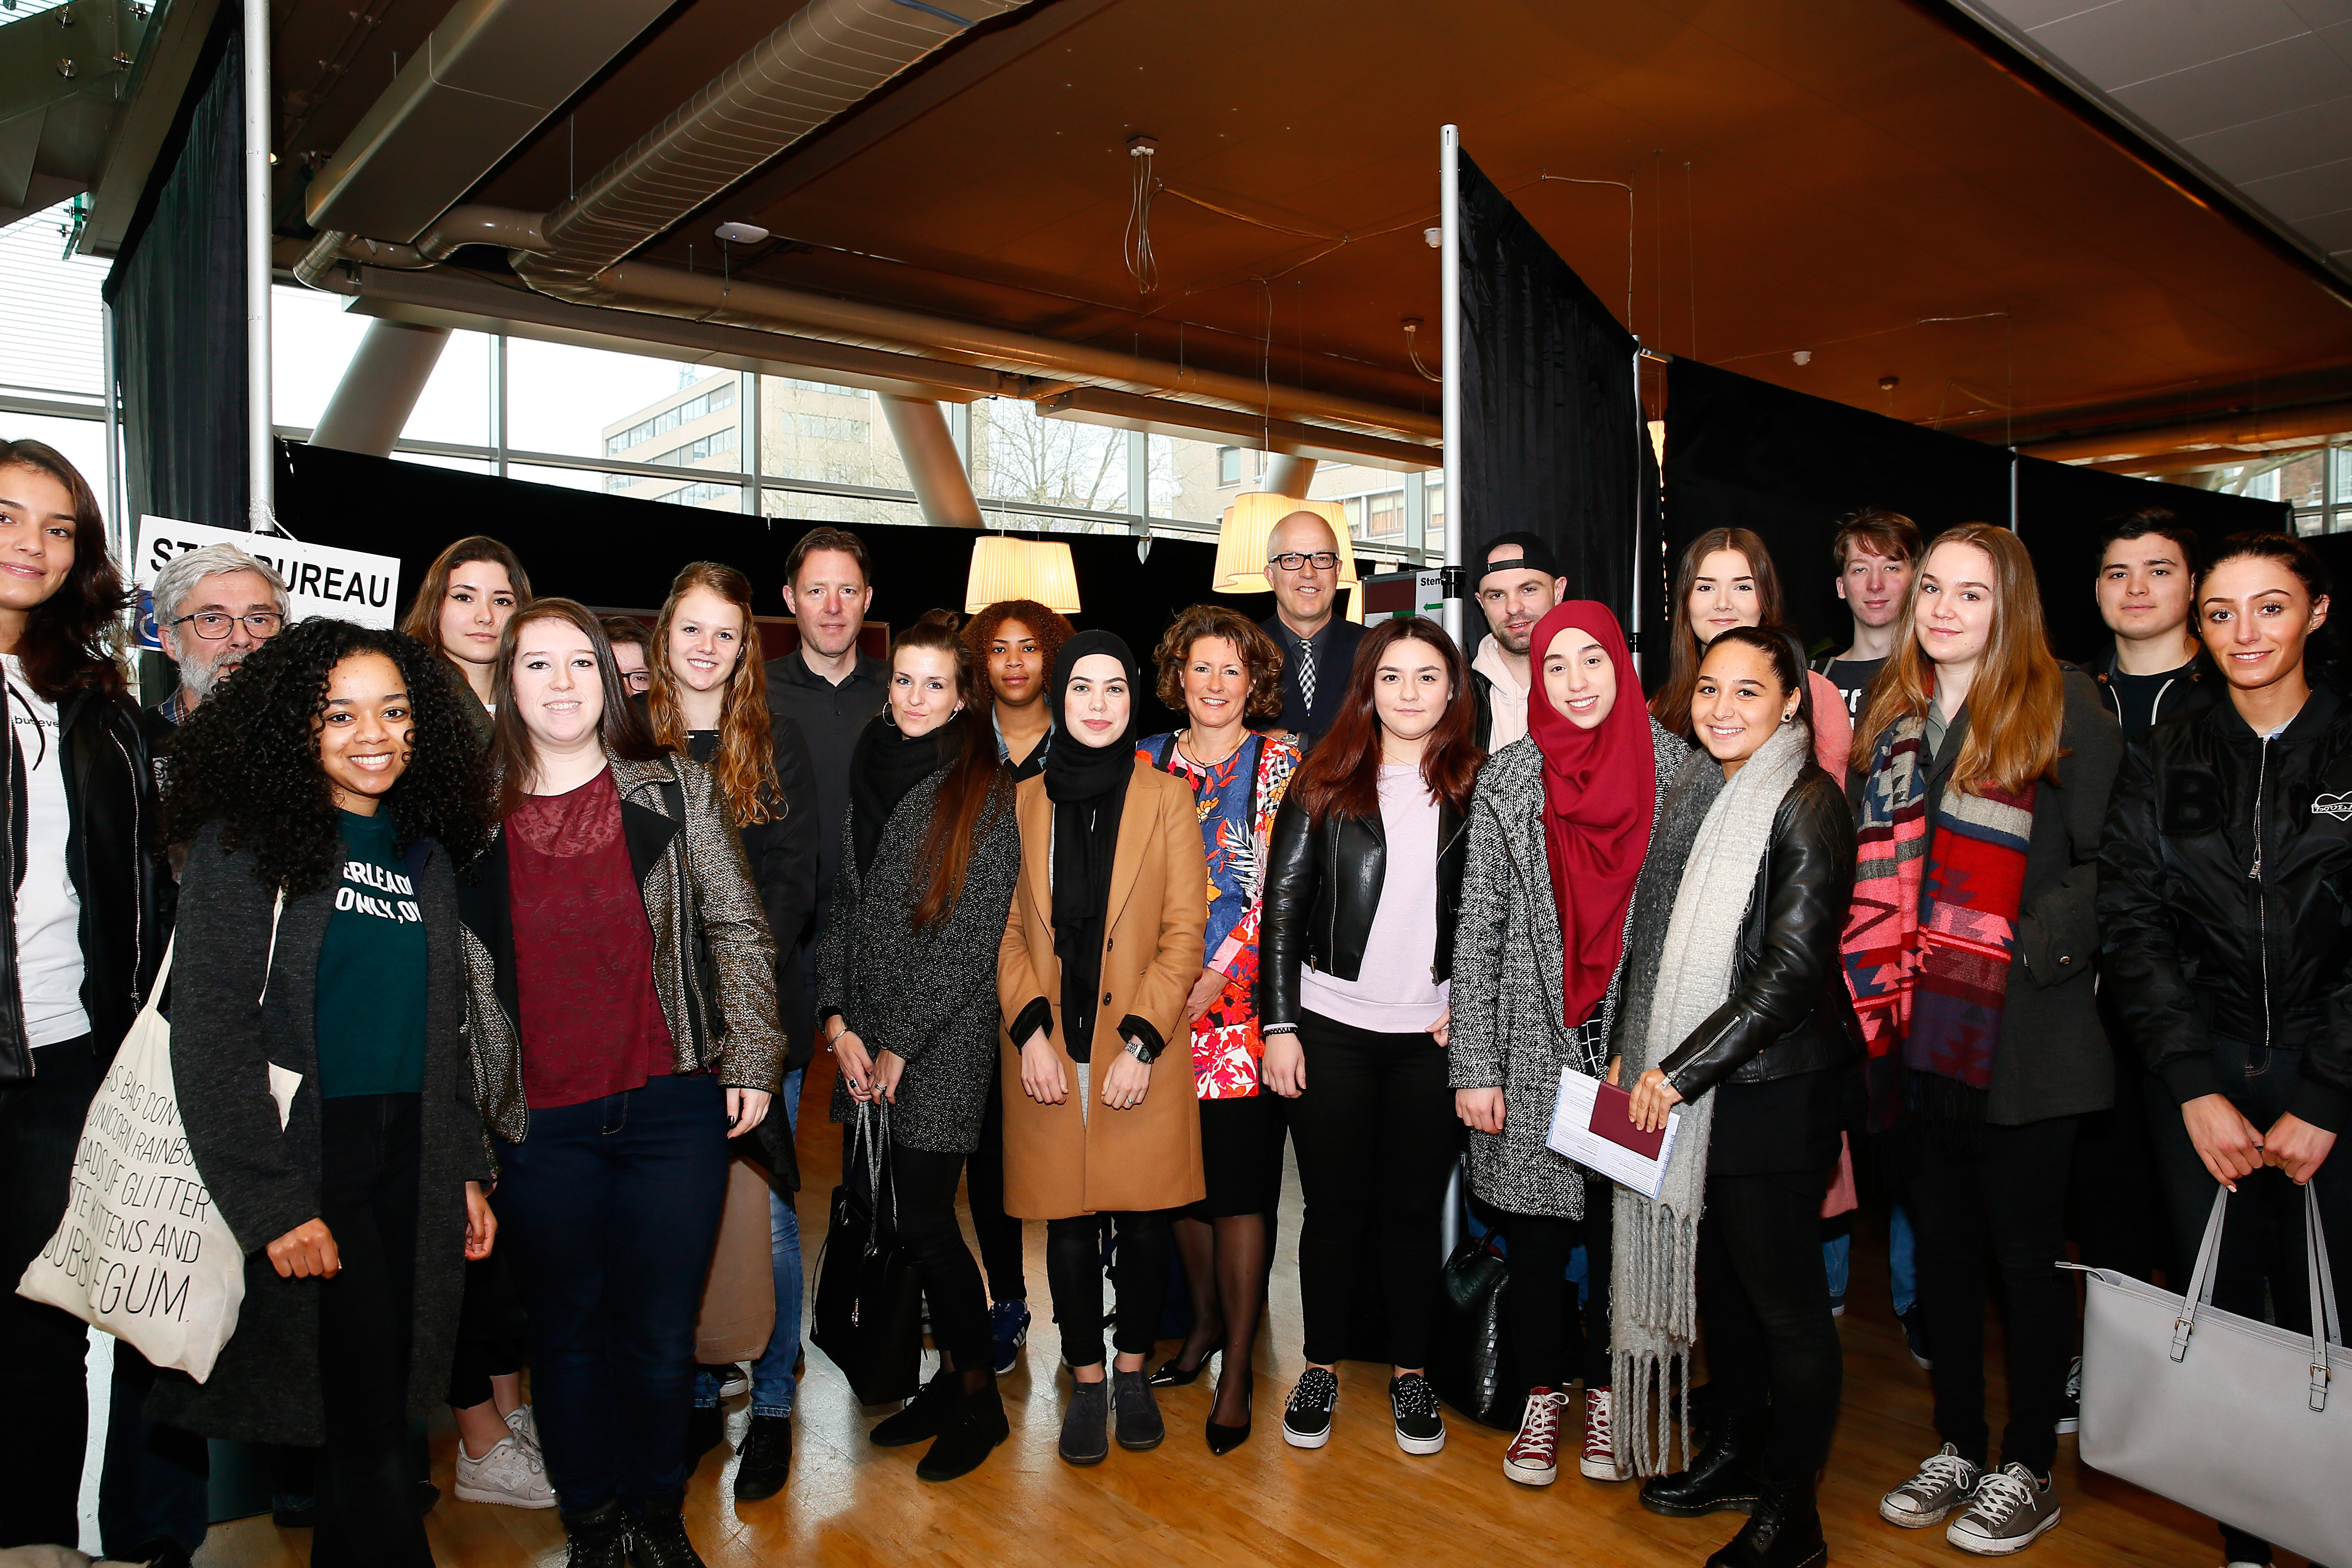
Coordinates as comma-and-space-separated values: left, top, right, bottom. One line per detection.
998, 758, 1209, 1220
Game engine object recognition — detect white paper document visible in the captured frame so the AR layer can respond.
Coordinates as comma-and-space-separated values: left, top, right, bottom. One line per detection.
1544, 1066, 1682, 1201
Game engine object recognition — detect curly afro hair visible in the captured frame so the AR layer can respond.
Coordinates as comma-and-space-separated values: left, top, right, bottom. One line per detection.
162, 618, 492, 894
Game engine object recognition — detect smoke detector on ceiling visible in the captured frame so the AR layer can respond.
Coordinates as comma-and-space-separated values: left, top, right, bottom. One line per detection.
714, 221, 770, 245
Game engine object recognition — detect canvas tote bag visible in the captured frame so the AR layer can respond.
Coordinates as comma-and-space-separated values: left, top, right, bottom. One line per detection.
14, 933, 288, 1382
2065, 1180, 2349, 1566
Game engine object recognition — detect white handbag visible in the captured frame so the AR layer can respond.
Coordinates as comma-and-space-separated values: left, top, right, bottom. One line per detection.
2065, 1180, 2349, 1567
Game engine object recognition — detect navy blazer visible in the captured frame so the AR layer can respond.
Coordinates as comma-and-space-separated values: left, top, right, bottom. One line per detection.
1259, 613, 1366, 744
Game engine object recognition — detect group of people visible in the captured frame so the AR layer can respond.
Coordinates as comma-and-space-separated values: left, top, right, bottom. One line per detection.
0, 428, 2342, 1568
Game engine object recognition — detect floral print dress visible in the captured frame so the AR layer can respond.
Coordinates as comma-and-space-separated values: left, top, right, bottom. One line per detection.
1137, 730, 1300, 1099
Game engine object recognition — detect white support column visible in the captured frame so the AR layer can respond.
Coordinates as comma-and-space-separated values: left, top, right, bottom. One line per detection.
244, 0, 272, 528
879, 395, 983, 529
310, 319, 453, 456
1267, 454, 1318, 498
1126, 428, 1150, 534
740, 368, 761, 515
1439, 123, 1464, 648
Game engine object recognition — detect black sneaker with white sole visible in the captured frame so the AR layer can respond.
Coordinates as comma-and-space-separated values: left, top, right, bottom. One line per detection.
2054, 1355, 2080, 1436
1389, 1372, 1446, 1455
1281, 1367, 1338, 1449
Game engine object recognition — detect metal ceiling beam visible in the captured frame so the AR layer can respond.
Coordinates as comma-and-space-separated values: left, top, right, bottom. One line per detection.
1035, 386, 1439, 470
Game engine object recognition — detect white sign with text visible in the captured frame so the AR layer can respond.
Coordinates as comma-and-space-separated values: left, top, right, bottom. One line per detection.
133, 517, 401, 649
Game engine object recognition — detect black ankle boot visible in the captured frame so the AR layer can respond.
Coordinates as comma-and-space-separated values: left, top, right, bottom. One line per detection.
1705, 1478, 1826, 1568
623, 1499, 706, 1568
559, 1500, 629, 1568
1639, 1429, 1762, 1519
871, 1369, 957, 1448
916, 1383, 1010, 1483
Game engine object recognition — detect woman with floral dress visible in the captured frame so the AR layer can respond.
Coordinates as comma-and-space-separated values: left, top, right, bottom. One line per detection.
1137, 605, 1301, 1453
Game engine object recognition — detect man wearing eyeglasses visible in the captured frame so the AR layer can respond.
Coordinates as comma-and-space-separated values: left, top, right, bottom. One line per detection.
1257, 510, 1365, 745
146, 542, 288, 735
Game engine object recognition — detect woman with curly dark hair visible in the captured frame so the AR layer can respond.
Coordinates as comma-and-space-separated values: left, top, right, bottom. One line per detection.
1135, 605, 1297, 1451
149, 617, 495, 1568
0, 441, 167, 1553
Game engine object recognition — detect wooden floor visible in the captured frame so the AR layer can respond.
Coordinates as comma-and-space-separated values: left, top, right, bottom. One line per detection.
196, 1057, 2293, 1568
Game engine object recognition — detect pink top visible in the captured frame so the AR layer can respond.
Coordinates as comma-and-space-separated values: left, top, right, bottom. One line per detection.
1807, 670, 1852, 784
1298, 764, 1450, 1035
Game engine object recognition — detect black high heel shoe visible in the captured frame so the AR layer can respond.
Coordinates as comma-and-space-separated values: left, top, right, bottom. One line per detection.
1148, 1349, 1215, 1388
1205, 1387, 1253, 1456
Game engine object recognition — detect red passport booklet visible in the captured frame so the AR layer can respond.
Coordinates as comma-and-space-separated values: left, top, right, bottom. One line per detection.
1588, 1081, 1668, 1161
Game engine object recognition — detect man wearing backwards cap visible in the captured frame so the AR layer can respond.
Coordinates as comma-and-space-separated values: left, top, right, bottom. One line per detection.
1467, 533, 1570, 751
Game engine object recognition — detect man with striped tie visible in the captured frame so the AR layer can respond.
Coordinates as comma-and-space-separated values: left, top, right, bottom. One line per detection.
1256, 510, 1366, 747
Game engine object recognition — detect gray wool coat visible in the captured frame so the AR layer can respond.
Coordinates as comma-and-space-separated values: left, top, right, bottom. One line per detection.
148, 824, 486, 1447
1451, 720, 1693, 1219
819, 768, 1021, 1154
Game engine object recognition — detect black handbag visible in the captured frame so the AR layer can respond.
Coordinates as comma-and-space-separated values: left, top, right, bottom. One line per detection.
1431, 1228, 1522, 1429
810, 1102, 925, 1405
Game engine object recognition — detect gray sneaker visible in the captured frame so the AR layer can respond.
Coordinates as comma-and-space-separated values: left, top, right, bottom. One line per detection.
1947, 1463, 2061, 1555
453, 1435, 555, 1509
1880, 1443, 1980, 1527
1058, 1379, 1110, 1466
1112, 1368, 1164, 1450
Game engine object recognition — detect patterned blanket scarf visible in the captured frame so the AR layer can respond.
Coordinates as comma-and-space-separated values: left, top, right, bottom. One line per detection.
1839, 714, 2034, 1127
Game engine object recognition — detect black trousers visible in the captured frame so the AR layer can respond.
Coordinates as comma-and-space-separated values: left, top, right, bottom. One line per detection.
2146, 1041, 2351, 1568
848, 1141, 992, 1375
2071, 1004, 2166, 1283
1700, 1174, 1845, 1486
966, 1074, 1028, 1304
1904, 1115, 2078, 1477
1497, 1186, 1613, 1392
0, 1036, 101, 1548
1290, 1011, 1461, 1368
314, 1093, 428, 1568
1045, 1211, 1171, 1370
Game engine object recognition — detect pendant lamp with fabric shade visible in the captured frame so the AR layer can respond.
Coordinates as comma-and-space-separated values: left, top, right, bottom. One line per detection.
964, 534, 1082, 614
1213, 494, 1363, 621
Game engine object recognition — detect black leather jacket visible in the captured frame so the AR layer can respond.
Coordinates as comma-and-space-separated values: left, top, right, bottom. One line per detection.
1659, 767, 1862, 1101
1259, 788, 1469, 1030
2098, 686, 2352, 1132
0, 681, 165, 1080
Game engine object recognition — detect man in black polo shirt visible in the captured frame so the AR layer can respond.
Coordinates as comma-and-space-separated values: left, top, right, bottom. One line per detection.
1257, 509, 1365, 745
2091, 508, 2219, 738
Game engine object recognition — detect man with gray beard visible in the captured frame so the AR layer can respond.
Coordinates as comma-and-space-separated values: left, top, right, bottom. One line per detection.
140, 542, 288, 760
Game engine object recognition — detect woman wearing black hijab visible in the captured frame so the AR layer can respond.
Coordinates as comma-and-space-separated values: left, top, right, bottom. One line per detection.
816, 610, 1022, 1483
999, 632, 1209, 1467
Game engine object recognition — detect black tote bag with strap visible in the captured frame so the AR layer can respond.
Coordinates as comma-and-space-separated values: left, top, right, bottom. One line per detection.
811, 1101, 926, 1405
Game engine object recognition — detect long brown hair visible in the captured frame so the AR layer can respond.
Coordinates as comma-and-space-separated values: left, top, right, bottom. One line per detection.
896, 610, 1011, 931
1851, 522, 2066, 795
1289, 616, 1481, 823
646, 563, 780, 827
0, 441, 130, 701
1649, 526, 1785, 734
402, 535, 533, 666
487, 598, 661, 819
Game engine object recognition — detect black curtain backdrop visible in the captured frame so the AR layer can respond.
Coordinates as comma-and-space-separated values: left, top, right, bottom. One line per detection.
104, 7, 244, 532
1662, 359, 2289, 665
1455, 148, 1641, 635
279, 443, 1264, 735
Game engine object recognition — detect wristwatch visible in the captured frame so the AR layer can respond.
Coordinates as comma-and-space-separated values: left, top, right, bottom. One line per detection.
1122, 1036, 1158, 1065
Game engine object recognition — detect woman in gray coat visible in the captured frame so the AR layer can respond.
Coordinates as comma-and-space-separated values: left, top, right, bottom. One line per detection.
152, 620, 494, 1568
1451, 603, 1688, 1492
819, 610, 1022, 1484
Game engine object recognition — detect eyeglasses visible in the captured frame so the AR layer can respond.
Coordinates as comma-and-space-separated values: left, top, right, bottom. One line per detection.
173, 612, 284, 641
620, 669, 652, 694
1267, 551, 1341, 572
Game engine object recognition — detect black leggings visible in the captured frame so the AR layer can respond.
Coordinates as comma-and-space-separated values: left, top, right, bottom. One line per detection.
966, 1073, 1028, 1304
314, 1094, 429, 1568
1497, 1186, 1613, 1392
1698, 1173, 1844, 1488
850, 1141, 991, 1375
1045, 1212, 1171, 1370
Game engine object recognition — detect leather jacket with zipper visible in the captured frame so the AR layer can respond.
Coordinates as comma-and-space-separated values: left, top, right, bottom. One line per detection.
1658, 766, 1863, 1101
1258, 785, 1468, 1030
0, 677, 163, 1081
2097, 686, 2352, 1132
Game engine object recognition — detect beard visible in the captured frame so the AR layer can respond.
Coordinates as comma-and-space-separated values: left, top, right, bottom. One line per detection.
180, 648, 244, 701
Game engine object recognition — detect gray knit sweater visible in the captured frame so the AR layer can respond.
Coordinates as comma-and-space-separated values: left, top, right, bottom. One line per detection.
1450, 720, 1692, 1218
818, 768, 1021, 1153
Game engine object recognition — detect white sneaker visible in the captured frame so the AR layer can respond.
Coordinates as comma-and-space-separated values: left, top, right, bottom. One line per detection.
453, 1435, 556, 1509
716, 1363, 751, 1400
504, 1402, 541, 1456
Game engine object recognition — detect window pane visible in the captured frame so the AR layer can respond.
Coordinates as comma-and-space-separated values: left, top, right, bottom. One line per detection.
0, 202, 109, 402
272, 286, 371, 431
974, 398, 1125, 514
2278, 450, 2328, 512
507, 341, 706, 460
759, 377, 905, 490
0, 411, 109, 498
1365, 489, 1405, 542
508, 464, 745, 512
394, 452, 495, 476
400, 329, 493, 448
1148, 432, 1225, 524
759, 487, 924, 530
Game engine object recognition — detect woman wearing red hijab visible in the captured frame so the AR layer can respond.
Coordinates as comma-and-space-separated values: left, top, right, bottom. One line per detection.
1451, 602, 1694, 1489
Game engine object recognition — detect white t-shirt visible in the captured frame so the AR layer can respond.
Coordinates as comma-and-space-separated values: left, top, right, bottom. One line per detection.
5, 656, 88, 1046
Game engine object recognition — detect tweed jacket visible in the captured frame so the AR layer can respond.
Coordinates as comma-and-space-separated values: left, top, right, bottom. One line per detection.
150, 826, 485, 1446
455, 754, 785, 1148
1450, 720, 1692, 1219
818, 767, 1021, 1154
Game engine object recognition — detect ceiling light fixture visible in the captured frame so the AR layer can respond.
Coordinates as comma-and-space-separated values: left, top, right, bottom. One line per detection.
965, 536, 1081, 614
713, 221, 769, 245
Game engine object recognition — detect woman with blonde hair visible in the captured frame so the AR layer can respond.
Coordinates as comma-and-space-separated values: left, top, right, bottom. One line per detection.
1848, 524, 2120, 1558
401, 535, 531, 745
644, 562, 820, 1500
1136, 604, 1300, 1452
1651, 527, 1850, 780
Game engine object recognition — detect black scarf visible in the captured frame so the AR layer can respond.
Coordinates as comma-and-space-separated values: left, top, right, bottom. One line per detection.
848, 712, 944, 879
1043, 631, 1139, 1063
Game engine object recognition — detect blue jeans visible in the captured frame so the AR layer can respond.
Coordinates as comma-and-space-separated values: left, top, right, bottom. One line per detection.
1888, 1202, 1917, 1318
494, 1073, 730, 1512
695, 1068, 804, 1420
